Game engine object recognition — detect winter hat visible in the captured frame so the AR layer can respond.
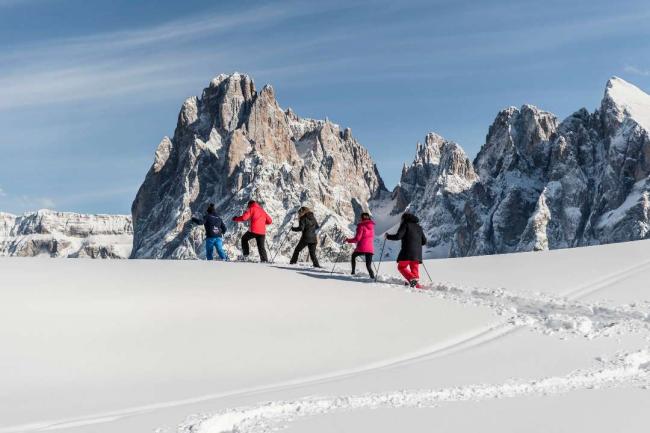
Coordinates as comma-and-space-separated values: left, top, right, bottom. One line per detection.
401, 212, 419, 223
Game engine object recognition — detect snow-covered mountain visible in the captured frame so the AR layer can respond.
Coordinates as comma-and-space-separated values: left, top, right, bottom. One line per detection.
9, 74, 645, 261
396, 77, 650, 257
131, 73, 387, 260
0, 210, 132, 258
386, 133, 477, 257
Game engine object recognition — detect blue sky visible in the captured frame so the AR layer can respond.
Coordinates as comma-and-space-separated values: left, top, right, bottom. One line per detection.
0, 0, 649, 215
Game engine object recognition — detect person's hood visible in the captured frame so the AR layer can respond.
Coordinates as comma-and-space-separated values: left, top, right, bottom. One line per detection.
358, 219, 375, 227
402, 213, 419, 223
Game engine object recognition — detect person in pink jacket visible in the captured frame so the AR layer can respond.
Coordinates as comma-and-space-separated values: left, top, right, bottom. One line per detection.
345, 212, 375, 279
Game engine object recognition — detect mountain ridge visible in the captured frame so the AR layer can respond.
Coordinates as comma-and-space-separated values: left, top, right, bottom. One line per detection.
3, 75, 649, 260
398, 76, 650, 258
0, 209, 132, 258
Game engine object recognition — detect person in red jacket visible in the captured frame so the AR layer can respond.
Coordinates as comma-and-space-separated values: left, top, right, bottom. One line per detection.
232, 200, 273, 262
345, 212, 375, 279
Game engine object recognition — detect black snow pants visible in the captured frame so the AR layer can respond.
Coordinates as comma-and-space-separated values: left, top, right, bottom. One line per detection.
351, 252, 375, 279
290, 239, 320, 267
241, 231, 268, 262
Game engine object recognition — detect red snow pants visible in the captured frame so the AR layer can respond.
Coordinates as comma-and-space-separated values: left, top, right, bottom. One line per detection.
398, 260, 420, 281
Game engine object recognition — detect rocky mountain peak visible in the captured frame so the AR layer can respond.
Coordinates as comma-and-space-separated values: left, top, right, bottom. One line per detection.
391, 133, 476, 214
131, 72, 386, 260
601, 76, 650, 133
393, 77, 650, 259
474, 104, 558, 181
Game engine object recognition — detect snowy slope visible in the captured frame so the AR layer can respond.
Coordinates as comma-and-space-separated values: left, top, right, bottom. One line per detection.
1, 240, 650, 433
605, 76, 650, 132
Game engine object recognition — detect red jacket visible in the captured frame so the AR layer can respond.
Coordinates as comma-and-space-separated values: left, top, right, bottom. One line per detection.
233, 202, 272, 235
346, 219, 375, 253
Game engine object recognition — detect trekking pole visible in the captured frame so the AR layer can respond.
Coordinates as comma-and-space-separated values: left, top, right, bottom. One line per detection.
374, 238, 387, 281
265, 239, 272, 263
270, 207, 300, 263
421, 261, 434, 284
270, 228, 291, 264
330, 248, 347, 275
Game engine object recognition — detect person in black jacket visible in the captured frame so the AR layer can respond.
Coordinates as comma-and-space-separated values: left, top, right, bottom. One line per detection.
289, 207, 321, 268
385, 212, 427, 288
191, 203, 229, 261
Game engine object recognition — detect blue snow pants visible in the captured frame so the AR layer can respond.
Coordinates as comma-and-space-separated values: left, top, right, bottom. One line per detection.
206, 237, 228, 261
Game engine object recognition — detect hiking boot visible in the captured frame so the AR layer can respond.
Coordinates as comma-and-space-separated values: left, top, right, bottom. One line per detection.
409, 279, 419, 288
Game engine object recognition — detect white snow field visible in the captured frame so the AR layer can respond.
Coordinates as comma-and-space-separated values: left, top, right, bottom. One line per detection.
1, 240, 650, 433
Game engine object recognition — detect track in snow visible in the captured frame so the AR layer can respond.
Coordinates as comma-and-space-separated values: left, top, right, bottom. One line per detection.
3, 260, 650, 433
181, 349, 650, 433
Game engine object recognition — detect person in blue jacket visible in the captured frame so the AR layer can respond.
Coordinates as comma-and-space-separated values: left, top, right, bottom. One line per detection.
192, 203, 229, 261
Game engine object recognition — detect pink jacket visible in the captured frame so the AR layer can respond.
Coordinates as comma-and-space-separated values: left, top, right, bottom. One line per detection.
346, 219, 375, 253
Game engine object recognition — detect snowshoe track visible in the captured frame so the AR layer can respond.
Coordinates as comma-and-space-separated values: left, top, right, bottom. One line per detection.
4, 260, 650, 433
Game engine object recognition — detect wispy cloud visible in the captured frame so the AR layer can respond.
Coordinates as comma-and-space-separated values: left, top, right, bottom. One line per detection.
0, 2, 348, 110
0, 0, 47, 7
15, 195, 56, 211
53, 186, 139, 207
2, 1, 647, 112
624, 65, 650, 76
0, 185, 57, 212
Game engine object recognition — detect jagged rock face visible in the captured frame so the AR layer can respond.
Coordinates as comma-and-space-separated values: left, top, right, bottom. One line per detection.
387, 134, 477, 257
0, 210, 132, 258
131, 73, 387, 260
471, 105, 559, 254
401, 77, 650, 258
391, 133, 451, 214
519, 77, 650, 251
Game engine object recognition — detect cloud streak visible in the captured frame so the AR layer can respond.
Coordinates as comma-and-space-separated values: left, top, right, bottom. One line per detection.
0, 1, 356, 110
2, 1, 649, 112
0, 0, 48, 7
624, 65, 650, 77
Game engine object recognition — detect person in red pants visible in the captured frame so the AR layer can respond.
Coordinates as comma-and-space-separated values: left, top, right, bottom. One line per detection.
385, 212, 427, 288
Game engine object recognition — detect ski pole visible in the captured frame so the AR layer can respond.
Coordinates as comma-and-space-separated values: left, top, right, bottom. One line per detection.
270, 228, 291, 263
264, 238, 272, 263
330, 248, 346, 275
421, 260, 434, 284
270, 207, 300, 263
374, 238, 387, 281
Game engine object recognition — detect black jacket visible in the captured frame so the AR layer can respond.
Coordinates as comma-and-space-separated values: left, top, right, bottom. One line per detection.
291, 212, 319, 244
192, 213, 227, 238
386, 214, 427, 262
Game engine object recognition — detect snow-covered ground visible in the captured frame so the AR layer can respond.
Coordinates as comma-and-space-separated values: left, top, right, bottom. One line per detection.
1, 240, 650, 433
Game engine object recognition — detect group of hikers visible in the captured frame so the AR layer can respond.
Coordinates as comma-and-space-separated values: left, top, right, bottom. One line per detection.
192, 199, 428, 289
